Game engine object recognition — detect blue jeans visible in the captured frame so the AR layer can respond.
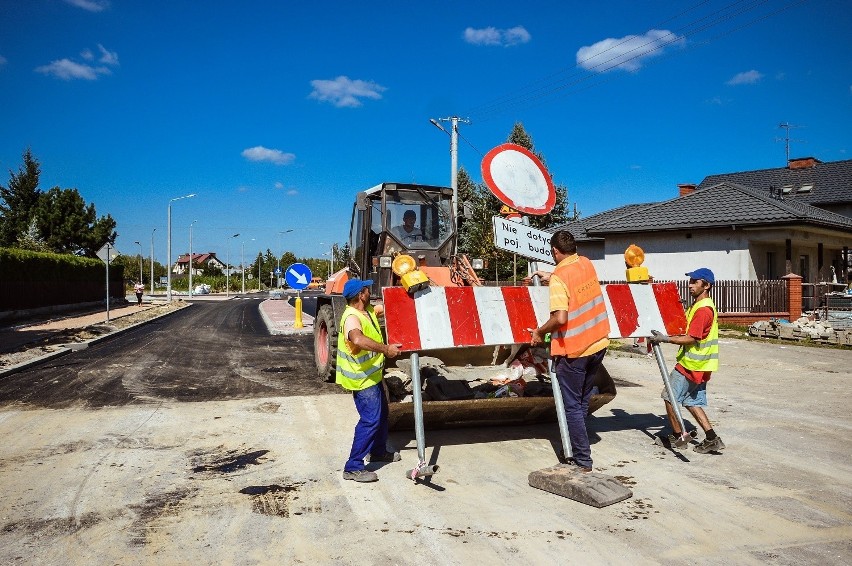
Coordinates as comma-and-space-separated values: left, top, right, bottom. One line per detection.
553, 349, 606, 469
344, 382, 389, 472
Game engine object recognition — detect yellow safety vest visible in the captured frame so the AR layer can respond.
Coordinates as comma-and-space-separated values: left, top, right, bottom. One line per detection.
336, 305, 385, 391
676, 297, 719, 372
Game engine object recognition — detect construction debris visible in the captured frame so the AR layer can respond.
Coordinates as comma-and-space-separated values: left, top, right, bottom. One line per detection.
749, 317, 852, 346
528, 464, 633, 508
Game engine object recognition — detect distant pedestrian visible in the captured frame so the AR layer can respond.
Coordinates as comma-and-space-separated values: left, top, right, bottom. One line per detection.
336, 279, 403, 483
134, 282, 145, 306
530, 231, 610, 473
650, 267, 725, 454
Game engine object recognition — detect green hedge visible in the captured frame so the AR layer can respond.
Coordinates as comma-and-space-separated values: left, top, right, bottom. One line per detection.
0, 247, 125, 311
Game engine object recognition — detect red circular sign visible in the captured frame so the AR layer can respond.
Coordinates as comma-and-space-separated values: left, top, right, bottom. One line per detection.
481, 143, 556, 215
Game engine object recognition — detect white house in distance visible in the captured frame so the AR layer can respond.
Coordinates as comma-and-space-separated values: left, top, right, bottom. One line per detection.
551, 157, 852, 284
172, 252, 226, 276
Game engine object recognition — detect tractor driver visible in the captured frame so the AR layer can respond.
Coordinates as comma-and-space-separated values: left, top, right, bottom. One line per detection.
392, 209, 423, 245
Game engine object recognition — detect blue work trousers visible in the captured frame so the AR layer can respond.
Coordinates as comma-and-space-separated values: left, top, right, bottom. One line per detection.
344, 382, 389, 472
553, 349, 606, 469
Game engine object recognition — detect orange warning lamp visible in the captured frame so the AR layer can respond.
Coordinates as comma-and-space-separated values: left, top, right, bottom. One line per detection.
392, 254, 429, 294
625, 244, 650, 282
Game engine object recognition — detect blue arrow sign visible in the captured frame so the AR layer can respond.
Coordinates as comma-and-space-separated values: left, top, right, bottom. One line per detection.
285, 262, 312, 290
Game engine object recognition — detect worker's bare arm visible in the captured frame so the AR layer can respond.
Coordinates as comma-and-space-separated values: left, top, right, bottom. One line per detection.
347, 328, 402, 358
529, 310, 568, 346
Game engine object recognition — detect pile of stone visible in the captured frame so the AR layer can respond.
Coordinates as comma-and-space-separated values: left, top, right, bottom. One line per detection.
749, 317, 852, 346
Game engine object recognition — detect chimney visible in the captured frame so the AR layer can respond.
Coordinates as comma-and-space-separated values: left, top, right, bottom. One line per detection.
788, 157, 821, 170
678, 183, 697, 197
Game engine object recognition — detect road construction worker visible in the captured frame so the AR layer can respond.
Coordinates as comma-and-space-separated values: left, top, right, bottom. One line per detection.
530, 230, 610, 473
650, 267, 725, 454
336, 278, 403, 482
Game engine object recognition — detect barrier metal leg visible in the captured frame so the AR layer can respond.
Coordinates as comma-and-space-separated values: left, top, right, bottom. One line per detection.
549, 358, 573, 462
407, 352, 439, 480
651, 342, 689, 443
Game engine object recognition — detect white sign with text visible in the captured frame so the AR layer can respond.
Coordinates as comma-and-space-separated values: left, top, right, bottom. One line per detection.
492, 216, 554, 264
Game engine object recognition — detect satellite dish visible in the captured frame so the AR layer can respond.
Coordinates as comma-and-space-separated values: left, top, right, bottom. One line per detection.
481, 143, 556, 215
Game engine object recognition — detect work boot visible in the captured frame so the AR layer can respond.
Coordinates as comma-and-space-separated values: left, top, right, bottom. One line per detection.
342, 469, 378, 482
368, 451, 401, 463
693, 437, 726, 454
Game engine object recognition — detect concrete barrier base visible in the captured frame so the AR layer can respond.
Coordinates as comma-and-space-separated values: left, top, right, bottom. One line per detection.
528, 464, 633, 508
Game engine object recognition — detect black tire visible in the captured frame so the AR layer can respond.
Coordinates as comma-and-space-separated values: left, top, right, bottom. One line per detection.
314, 304, 338, 382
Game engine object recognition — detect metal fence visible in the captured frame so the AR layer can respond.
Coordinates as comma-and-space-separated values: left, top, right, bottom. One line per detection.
600, 279, 787, 314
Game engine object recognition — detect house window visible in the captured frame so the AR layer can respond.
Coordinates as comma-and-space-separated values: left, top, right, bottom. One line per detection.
799, 255, 810, 282
766, 252, 776, 279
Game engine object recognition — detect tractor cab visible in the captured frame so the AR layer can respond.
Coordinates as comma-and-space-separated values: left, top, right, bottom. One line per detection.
347, 183, 455, 291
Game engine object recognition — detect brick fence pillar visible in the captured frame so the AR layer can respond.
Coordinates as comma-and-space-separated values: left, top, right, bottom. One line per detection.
782, 272, 802, 320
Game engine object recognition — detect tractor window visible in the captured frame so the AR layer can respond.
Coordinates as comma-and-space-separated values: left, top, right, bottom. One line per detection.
385, 189, 452, 251
349, 205, 365, 276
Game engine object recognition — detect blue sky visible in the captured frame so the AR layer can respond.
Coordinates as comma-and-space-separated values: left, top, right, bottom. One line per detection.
1, 0, 850, 266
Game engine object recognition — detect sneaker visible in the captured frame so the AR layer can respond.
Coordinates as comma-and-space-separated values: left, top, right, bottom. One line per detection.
369, 451, 401, 463
342, 469, 378, 482
655, 430, 697, 449
693, 437, 725, 454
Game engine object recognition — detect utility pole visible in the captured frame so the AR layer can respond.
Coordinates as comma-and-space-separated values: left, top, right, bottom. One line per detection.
776, 122, 804, 164
430, 116, 470, 254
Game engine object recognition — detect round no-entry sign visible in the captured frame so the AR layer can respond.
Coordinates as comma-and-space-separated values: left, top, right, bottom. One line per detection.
481, 143, 555, 215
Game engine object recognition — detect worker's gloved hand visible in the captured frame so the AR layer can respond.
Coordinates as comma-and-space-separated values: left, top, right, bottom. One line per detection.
649, 330, 672, 344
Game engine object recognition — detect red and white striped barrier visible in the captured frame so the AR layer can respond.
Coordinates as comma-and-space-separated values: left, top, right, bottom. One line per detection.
383, 283, 687, 352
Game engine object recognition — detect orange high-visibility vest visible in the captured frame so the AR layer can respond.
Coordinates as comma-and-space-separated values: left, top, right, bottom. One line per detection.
550, 256, 610, 357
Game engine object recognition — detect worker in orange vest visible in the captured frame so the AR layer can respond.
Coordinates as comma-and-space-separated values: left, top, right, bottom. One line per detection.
530, 230, 610, 472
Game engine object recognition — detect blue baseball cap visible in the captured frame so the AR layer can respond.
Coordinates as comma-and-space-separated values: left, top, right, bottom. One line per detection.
342, 279, 373, 299
685, 268, 715, 285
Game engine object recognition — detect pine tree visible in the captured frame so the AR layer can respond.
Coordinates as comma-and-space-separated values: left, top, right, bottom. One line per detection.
0, 148, 42, 247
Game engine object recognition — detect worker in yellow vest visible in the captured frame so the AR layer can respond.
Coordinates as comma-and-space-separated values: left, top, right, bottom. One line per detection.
530, 231, 610, 473
650, 268, 725, 454
337, 279, 402, 483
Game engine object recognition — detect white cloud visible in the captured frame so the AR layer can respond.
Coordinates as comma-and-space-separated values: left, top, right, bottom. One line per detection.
35, 58, 111, 80
308, 76, 386, 108
726, 70, 763, 85
463, 26, 531, 47
274, 182, 284, 190
287, 189, 298, 196
241, 146, 296, 165
35, 44, 118, 80
576, 29, 684, 73
0, 55, 7, 67
64, 0, 109, 12
97, 44, 119, 66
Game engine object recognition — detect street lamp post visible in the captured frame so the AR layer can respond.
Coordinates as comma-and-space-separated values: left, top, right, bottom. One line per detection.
241, 238, 255, 294
188, 220, 197, 298
277, 229, 293, 287
226, 233, 239, 297
133, 241, 143, 286
150, 228, 156, 295
167, 193, 196, 302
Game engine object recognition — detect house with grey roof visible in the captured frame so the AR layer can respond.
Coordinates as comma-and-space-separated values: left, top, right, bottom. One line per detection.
697, 157, 852, 219
552, 174, 852, 285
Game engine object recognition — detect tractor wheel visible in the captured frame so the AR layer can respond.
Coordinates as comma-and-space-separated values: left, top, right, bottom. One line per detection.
314, 304, 338, 382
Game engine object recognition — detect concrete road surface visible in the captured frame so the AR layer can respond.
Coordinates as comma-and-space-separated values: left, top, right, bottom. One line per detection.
0, 336, 850, 564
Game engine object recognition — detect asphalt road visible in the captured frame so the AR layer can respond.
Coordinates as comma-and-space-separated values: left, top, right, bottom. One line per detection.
0, 298, 340, 409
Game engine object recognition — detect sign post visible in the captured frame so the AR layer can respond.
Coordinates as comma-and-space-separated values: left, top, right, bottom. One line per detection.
96, 243, 119, 322
285, 263, 312, 329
